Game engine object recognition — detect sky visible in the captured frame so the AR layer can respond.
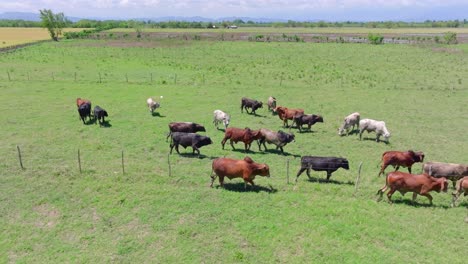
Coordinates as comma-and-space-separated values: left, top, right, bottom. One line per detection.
1, 0, 467, 21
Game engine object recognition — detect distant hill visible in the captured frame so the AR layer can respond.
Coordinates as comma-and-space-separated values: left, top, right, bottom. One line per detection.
0, 12, 85, 22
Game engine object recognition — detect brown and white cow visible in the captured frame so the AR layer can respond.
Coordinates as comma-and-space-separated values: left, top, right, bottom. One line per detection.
274, 106, 304, 128
376, 171, 448, 205
378, 150, 425, 176
221, 127, 262, 151
210, 156, 270, 189
423, 161, 468, 188
451, 176, 468, 207
267, 96, 277, 113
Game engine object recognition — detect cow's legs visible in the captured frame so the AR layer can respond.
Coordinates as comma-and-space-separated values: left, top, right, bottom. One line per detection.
209, 169, 217, 188
326, 171, 332, 181
394, 165, 400, 171
376, 134, 381, 142
296, 168, 306, 183
174, 144, 181, 154
359, 129, 363, 140
219, 176, 225, 188
407, 167, 412, 174
221, 137, 228, 149
386, 188, 396, 203
230, 139, 235, 150
376, 184, 388, 201
378, 164, 387, 177
306, 168, 312, 180
169, 143, 174, 154
411, 192, 418, 203
420, 193, 433, 205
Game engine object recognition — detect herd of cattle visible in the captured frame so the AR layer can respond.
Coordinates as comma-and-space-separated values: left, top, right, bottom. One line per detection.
76, 96, 468, 207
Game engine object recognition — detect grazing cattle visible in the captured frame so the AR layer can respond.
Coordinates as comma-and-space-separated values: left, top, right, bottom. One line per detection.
377, 171, 448, 205
146, 97, 161, 114
452, 176, 468, 207
423, 162, 468, 188
77, 102, 91, 124
274, 106, 305, 128
213, 110, 230, 130
93, 105, 108, 126
338, 112, 360, 136
378, 150, 425, 176
296, 156, 349, 183
267, 96, 277, 113
210, 156, 270, 189
258, 128, 295, 153
241, 97, 263, 115
221, 127, 262, 151
293, 114, 323, 131
169, 132, 212, 157
166, 122, 206, 141
359, 118, 390, 142
76, 97, 91, 108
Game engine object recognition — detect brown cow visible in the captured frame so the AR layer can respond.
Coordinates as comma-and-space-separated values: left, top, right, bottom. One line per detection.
221, 127, 262, 151
451, 176, 468, 207
76, 98, 91, 107
274, 106, 304, 128
210, 156, 270, 189
378, 150, 425, 176
376, 171, 448, 205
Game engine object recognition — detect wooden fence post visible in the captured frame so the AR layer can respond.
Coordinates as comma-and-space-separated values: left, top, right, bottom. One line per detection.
121, 150, 125, 174
17, 145, 24, 170
78, 149, 82, 174
354, 162, 363, 195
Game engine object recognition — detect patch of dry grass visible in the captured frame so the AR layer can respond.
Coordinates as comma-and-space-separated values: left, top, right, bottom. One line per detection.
0, 27, 88, 48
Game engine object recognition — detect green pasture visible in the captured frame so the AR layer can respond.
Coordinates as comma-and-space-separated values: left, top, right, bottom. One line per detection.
0, 39, 467, 263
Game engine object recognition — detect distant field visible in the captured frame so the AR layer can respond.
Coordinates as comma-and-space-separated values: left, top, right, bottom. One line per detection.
0, 27, 87, 48
106, 26, 468, 34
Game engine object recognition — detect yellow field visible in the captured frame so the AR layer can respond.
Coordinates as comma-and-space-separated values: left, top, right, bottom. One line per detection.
0, 27, 87, 48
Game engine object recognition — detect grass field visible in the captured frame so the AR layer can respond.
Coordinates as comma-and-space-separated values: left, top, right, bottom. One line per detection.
0, 27, 87, 48
0, 38, 467, 262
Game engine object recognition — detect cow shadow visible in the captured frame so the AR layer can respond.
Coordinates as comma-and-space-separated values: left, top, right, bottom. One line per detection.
260, 149, 300, 157
305, 177, 354, 185
218, 182, 277, 193
216, 128, 226, 132
297, 129, 316, 134
152, 112, 165, 117
361, 137, 390, 145
390, 199, 450, 209
99, 120, 112, 128
229, 148, 258, 154
177, 153, 217, 160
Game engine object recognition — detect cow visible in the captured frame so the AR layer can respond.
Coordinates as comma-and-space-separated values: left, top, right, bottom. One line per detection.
213, 110, 230, 130
221, 127, 262, 152
258, 128, 295, 153
296, 156, 349, 183
169, 132, 212, 157
267, 96, 277, 113
76, 98, 91, 108
241, 97, 263, 115
93, 105, 108, 126
274, 106, 304, 128
452, 176, 468, 207
378, 150, 425, 177
376, 171, 448, 205
77, 102, 91, 124
338, 112, 360, 136
146, 97, 162, 114
423, 161, 468, 188
359, 118, 390, 142
293, 114, 323, 132
166, 122, 206, 141
210, 156, 270, 189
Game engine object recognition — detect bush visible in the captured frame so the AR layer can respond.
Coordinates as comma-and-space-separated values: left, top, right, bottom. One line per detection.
443, 32, 457, 44
368, 33, 384, 45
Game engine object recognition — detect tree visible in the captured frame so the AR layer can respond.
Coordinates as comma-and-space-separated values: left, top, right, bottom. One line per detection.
39, 9, 67, 41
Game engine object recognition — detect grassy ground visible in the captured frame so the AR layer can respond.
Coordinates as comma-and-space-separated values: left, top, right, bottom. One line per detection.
0, 39, 467, 263
0, 27, 87, 48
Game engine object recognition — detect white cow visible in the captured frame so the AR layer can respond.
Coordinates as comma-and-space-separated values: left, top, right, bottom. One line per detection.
338, 112, 360, 136
267, 96, 277, 113
213, 110, 230, 129
359, 118, 390, 142
146, 96, 162, 113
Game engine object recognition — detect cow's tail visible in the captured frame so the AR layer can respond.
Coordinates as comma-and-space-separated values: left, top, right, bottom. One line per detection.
376, 174, 389, 201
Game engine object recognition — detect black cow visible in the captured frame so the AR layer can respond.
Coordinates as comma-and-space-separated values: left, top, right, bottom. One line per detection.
166, 122, 206, 141
78, 102, 91, 124
169, 132, 213, 157
258, 128, 295, 153
93, 105, 108, 126
296, 156, 349, 182
293, 114, 324, 131
241, 97, 263, 115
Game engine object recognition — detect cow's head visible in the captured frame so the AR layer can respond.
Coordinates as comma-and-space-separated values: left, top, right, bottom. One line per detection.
223, 115, 230, 128
103, 110, 108, 117
195, 124, 206, 132
256, 163, 270, 178
199, 136, 213, 146
314, 115, 324, 123
340, 159, 350, 170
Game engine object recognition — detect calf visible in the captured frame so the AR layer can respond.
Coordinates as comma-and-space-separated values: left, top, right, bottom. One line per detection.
267, 96, 277, 113
221, 127, 262, 151
78, 102, 91, 124
378, 150, 425, 176
93, 105, 108, 126
423, 161, 468, 188
293, 114, 323, 132
274, 106, 304, 128
213, 110, 230, 130
452, 176, 468, 207
241, 97, 263, 115
210, 156, 270, 189
258, 128, 295, 153
377, 171, 448, 205
338, 112, 360, 136
296, 156, 349, 183
166, 122, 206, 141
359, 118, 390, 142
169, 132, 212, 157
146, 97, 161, 114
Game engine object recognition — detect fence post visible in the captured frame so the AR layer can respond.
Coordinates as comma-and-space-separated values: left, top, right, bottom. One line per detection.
16, 145, 24, 170
78, 149, 82, 174
167, 153, 172, 177
354, 162, 363, 195
121, 150, 125, 174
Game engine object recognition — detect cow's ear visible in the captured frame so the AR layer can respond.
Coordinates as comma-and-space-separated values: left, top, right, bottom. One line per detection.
244, 156, 253, 163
